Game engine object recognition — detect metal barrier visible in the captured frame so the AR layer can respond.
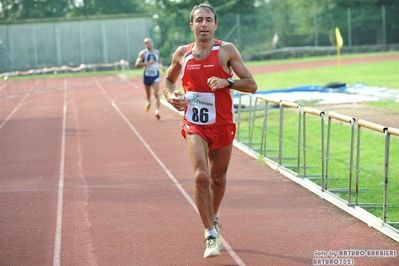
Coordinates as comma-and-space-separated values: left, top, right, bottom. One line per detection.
355, 120, 386, 208
326, 112, 356, 203
302, 107, 325, 182
356, 120, 399, 227
252, 95, 280, 157
249, 95, 302, 172
235, 92, 255, 146
234, 92, 399, 240
386, 127, 399, 226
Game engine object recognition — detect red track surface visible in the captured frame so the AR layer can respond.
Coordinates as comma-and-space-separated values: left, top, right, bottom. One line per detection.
1, 56, 398, 266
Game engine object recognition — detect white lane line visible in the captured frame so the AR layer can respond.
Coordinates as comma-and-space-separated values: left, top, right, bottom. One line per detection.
95, 78, 246, 266
53, 79, 67, 266
0, 80, 39, 130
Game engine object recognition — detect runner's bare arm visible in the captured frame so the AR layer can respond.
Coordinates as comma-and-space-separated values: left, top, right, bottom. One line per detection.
208, 42, 257, 93
163, 46, 187, 111
134, 51, 146, 68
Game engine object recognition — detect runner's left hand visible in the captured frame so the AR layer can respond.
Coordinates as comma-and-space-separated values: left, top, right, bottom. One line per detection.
207, 77, 228, 91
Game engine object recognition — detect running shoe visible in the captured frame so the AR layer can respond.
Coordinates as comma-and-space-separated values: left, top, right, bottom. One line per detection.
214, 221, 222, 236
155, 113, 160, 120
204, 235, 222, 258
144, 101, 151, 112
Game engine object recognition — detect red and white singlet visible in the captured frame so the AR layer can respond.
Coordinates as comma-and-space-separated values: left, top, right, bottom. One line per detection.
181, 40, 234, 127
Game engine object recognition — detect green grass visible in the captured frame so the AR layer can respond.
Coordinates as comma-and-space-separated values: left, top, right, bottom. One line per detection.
250, 53, 399, 114
125, 68, 143, 78
368, 101, 399, 112
253, 60, 399, 91
246, 51, 399, 67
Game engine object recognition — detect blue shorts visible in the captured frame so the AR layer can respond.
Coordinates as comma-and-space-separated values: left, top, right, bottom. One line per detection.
143, 73, 160, 86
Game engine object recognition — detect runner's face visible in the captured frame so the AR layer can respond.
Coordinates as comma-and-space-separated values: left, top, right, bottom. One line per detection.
190, 8, 217, 41
144, 39, 153, 50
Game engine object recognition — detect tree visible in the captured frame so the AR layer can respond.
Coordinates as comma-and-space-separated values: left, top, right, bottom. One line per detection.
263, 0, 399, 46
68, 0, 142, 16
0, 0, 70, 20
0, 0, 144, 21
143, 0, 259, 59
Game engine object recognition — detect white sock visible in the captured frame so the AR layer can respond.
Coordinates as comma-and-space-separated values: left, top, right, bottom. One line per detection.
213, 212, 219, 222
205, 227, 218, 238
155, 109, 159, 114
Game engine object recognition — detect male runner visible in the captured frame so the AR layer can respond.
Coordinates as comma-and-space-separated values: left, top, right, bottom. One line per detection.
135, 37, 164, 119
163, 3, 257, 258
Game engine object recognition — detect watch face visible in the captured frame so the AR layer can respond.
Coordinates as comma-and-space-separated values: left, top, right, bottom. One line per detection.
227, 78, 234, 88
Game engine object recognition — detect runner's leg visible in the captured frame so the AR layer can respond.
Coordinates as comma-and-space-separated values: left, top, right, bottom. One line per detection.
145, 85, 151, 102
185, 133, 214, 229
153, 82, 160, 111
144, 84, 152, 112
209, 143, 233, 217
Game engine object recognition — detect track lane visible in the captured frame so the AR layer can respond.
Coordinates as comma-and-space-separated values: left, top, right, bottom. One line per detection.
0, 85, 64, 266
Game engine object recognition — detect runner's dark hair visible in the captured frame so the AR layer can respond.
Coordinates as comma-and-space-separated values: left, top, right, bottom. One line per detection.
190, 3, 217, 23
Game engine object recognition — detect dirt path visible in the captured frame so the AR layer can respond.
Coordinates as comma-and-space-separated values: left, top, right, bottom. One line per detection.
314, 102, 399, 128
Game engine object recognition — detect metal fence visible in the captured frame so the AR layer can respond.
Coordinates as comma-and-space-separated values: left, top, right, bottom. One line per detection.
0, 16, 152, 72
234, 93, 399, 242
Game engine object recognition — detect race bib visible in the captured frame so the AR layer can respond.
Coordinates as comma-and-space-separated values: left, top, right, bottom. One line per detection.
185, 91, 216, 125
145, 64, 158, 77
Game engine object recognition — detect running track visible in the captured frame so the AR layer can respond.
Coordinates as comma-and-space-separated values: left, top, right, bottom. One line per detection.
0, 56, 398, 266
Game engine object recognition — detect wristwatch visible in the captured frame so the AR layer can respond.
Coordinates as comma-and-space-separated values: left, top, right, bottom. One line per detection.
227, 78, 234, 88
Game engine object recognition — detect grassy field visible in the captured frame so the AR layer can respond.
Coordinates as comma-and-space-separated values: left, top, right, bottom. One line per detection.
253, 60, 399, 91
249, 52, 399, 113
246, 51, 399, 66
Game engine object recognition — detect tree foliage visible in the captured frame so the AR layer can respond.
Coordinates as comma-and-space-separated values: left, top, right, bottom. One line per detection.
0, 0, 258, 21
69, 0, 142, 16
0, 0, 70, 20
0, 0, 397, 50
0, 0, 143, 20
